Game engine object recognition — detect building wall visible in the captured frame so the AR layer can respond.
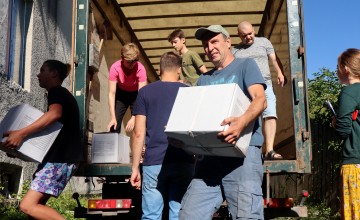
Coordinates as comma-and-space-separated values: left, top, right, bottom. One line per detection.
0, 0, 74, 195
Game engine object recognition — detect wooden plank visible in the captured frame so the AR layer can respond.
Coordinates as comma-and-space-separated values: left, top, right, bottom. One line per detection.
127, 14, 263, 30
121, 1, 266, 18
134, 26, 260, 41
118, 0, 265, 6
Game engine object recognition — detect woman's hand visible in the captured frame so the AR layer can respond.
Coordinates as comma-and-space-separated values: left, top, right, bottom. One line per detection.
107, 118, 118, 132
125, 116, 135, 132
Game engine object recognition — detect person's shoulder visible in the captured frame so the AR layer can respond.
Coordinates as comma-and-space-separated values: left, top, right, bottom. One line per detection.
136, 61, 145, 68
344, 83, 360, 93
255, 37, 269, 41
185, 50, 200, 57
233, 43, 245, 50
50, 85, 68, 94
109, 60, 121, 72
233, 57, 253, 64
110, 60, 121, 68
256, 37, 272, 45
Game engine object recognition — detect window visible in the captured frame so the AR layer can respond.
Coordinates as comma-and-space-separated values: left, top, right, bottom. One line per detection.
7, 0, 33, 88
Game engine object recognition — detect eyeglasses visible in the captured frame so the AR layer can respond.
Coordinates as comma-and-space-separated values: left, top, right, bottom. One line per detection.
124, 59, 138, 64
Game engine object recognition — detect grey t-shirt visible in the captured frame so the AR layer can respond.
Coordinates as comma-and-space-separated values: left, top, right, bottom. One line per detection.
232, 37, 274, 85
197, 58, 266, 147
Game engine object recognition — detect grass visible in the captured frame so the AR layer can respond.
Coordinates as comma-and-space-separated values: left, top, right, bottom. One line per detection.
0, 180, 99, 220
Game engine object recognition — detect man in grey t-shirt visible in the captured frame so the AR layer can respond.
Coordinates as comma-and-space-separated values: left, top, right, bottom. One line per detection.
232, 21, 286, 160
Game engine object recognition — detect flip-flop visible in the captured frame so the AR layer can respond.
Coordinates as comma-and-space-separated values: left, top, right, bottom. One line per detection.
265, 150, 283, 160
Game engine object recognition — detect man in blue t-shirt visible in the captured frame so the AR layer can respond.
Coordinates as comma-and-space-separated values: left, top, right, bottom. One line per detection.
130, 52, 195, 220
179, 25, 267, 220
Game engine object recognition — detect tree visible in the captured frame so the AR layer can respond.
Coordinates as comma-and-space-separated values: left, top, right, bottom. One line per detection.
307, 67, 343, 216
308, 67, 343, 123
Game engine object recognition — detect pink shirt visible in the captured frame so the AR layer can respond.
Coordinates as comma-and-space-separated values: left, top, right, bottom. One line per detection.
109, 60, 147, 92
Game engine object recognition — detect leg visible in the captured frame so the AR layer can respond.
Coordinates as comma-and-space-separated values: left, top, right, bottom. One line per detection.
264, 117, 281, 158
167, 163, 194, 220
114, 99, 129, 133
222, 146, 264, 220
142, 165, 164, 220
263, 84, 282, 159
20, 190, 65, 220
23, 163, 77, 220
114, 89, 138, 132
179, 179, 223, 220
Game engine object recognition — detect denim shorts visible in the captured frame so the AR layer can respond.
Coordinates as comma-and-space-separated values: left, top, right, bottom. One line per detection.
179, 146, 264, 220
30, 163, 77, 197
263, 84, 277, 119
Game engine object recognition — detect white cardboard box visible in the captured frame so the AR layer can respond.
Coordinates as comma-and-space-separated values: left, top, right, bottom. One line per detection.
0, 104, 62, 163
165, 83, 254, 157
91, 133, 130, 163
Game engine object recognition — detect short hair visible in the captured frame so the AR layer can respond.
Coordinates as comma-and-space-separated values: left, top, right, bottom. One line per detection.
338, 48, 360, 78
43, 60, 71, 81
121, 43, 140, 61
159, 52, 182, 75
168, 29, 186, 42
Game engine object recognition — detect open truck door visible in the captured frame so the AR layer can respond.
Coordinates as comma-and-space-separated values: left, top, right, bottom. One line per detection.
261, 0, 311, 218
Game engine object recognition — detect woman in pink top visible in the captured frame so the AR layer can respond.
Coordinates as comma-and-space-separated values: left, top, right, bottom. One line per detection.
107, 43, 147, 132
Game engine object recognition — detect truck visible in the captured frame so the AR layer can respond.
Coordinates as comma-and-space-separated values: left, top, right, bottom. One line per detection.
0, 0, 310, 219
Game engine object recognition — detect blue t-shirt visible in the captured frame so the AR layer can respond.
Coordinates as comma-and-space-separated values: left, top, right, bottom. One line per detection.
133, 81, 194, 165
197, 58, 266, 147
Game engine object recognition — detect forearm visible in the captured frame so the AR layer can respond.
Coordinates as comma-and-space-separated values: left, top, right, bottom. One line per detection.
4, 105, 62, 148
241, 95, 266, 127
131, 115, 146, 170
20, 112, 60, 137
108, 92, 116, 119
270, 53, 283, 76
131, 133, 144, 171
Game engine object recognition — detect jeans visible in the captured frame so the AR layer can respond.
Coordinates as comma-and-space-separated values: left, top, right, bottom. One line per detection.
179, 146, 264, 220
142, 163, 194, 220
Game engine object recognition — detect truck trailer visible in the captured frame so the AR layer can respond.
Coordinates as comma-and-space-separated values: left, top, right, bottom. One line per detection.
70, 0, 310, 219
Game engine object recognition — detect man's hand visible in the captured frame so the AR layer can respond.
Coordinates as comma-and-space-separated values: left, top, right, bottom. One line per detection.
130, 168, 141, 190
218, 117, 246, 145
2, 130, 26, 149
277, 74, 285, 87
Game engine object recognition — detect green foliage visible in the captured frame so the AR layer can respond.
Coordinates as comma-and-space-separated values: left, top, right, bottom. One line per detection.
306, 201, 340, 219
0, 180, 94, 220
308, 68, 343, 123
276, 201, 340, 220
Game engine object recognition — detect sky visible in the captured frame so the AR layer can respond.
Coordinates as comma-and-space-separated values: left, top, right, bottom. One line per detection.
303, 0, 360, 78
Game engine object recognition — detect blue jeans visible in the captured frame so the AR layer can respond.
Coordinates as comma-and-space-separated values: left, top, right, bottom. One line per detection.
142, 163, 194, 220
179, 146, 264, 220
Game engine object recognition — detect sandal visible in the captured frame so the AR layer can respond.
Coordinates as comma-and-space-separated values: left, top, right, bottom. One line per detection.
265, 150, 283, 160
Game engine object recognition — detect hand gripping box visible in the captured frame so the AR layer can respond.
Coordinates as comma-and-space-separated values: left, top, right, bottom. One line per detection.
0, 104, 62, 163
165, 83, 254, 157
91, 132, 130, 163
